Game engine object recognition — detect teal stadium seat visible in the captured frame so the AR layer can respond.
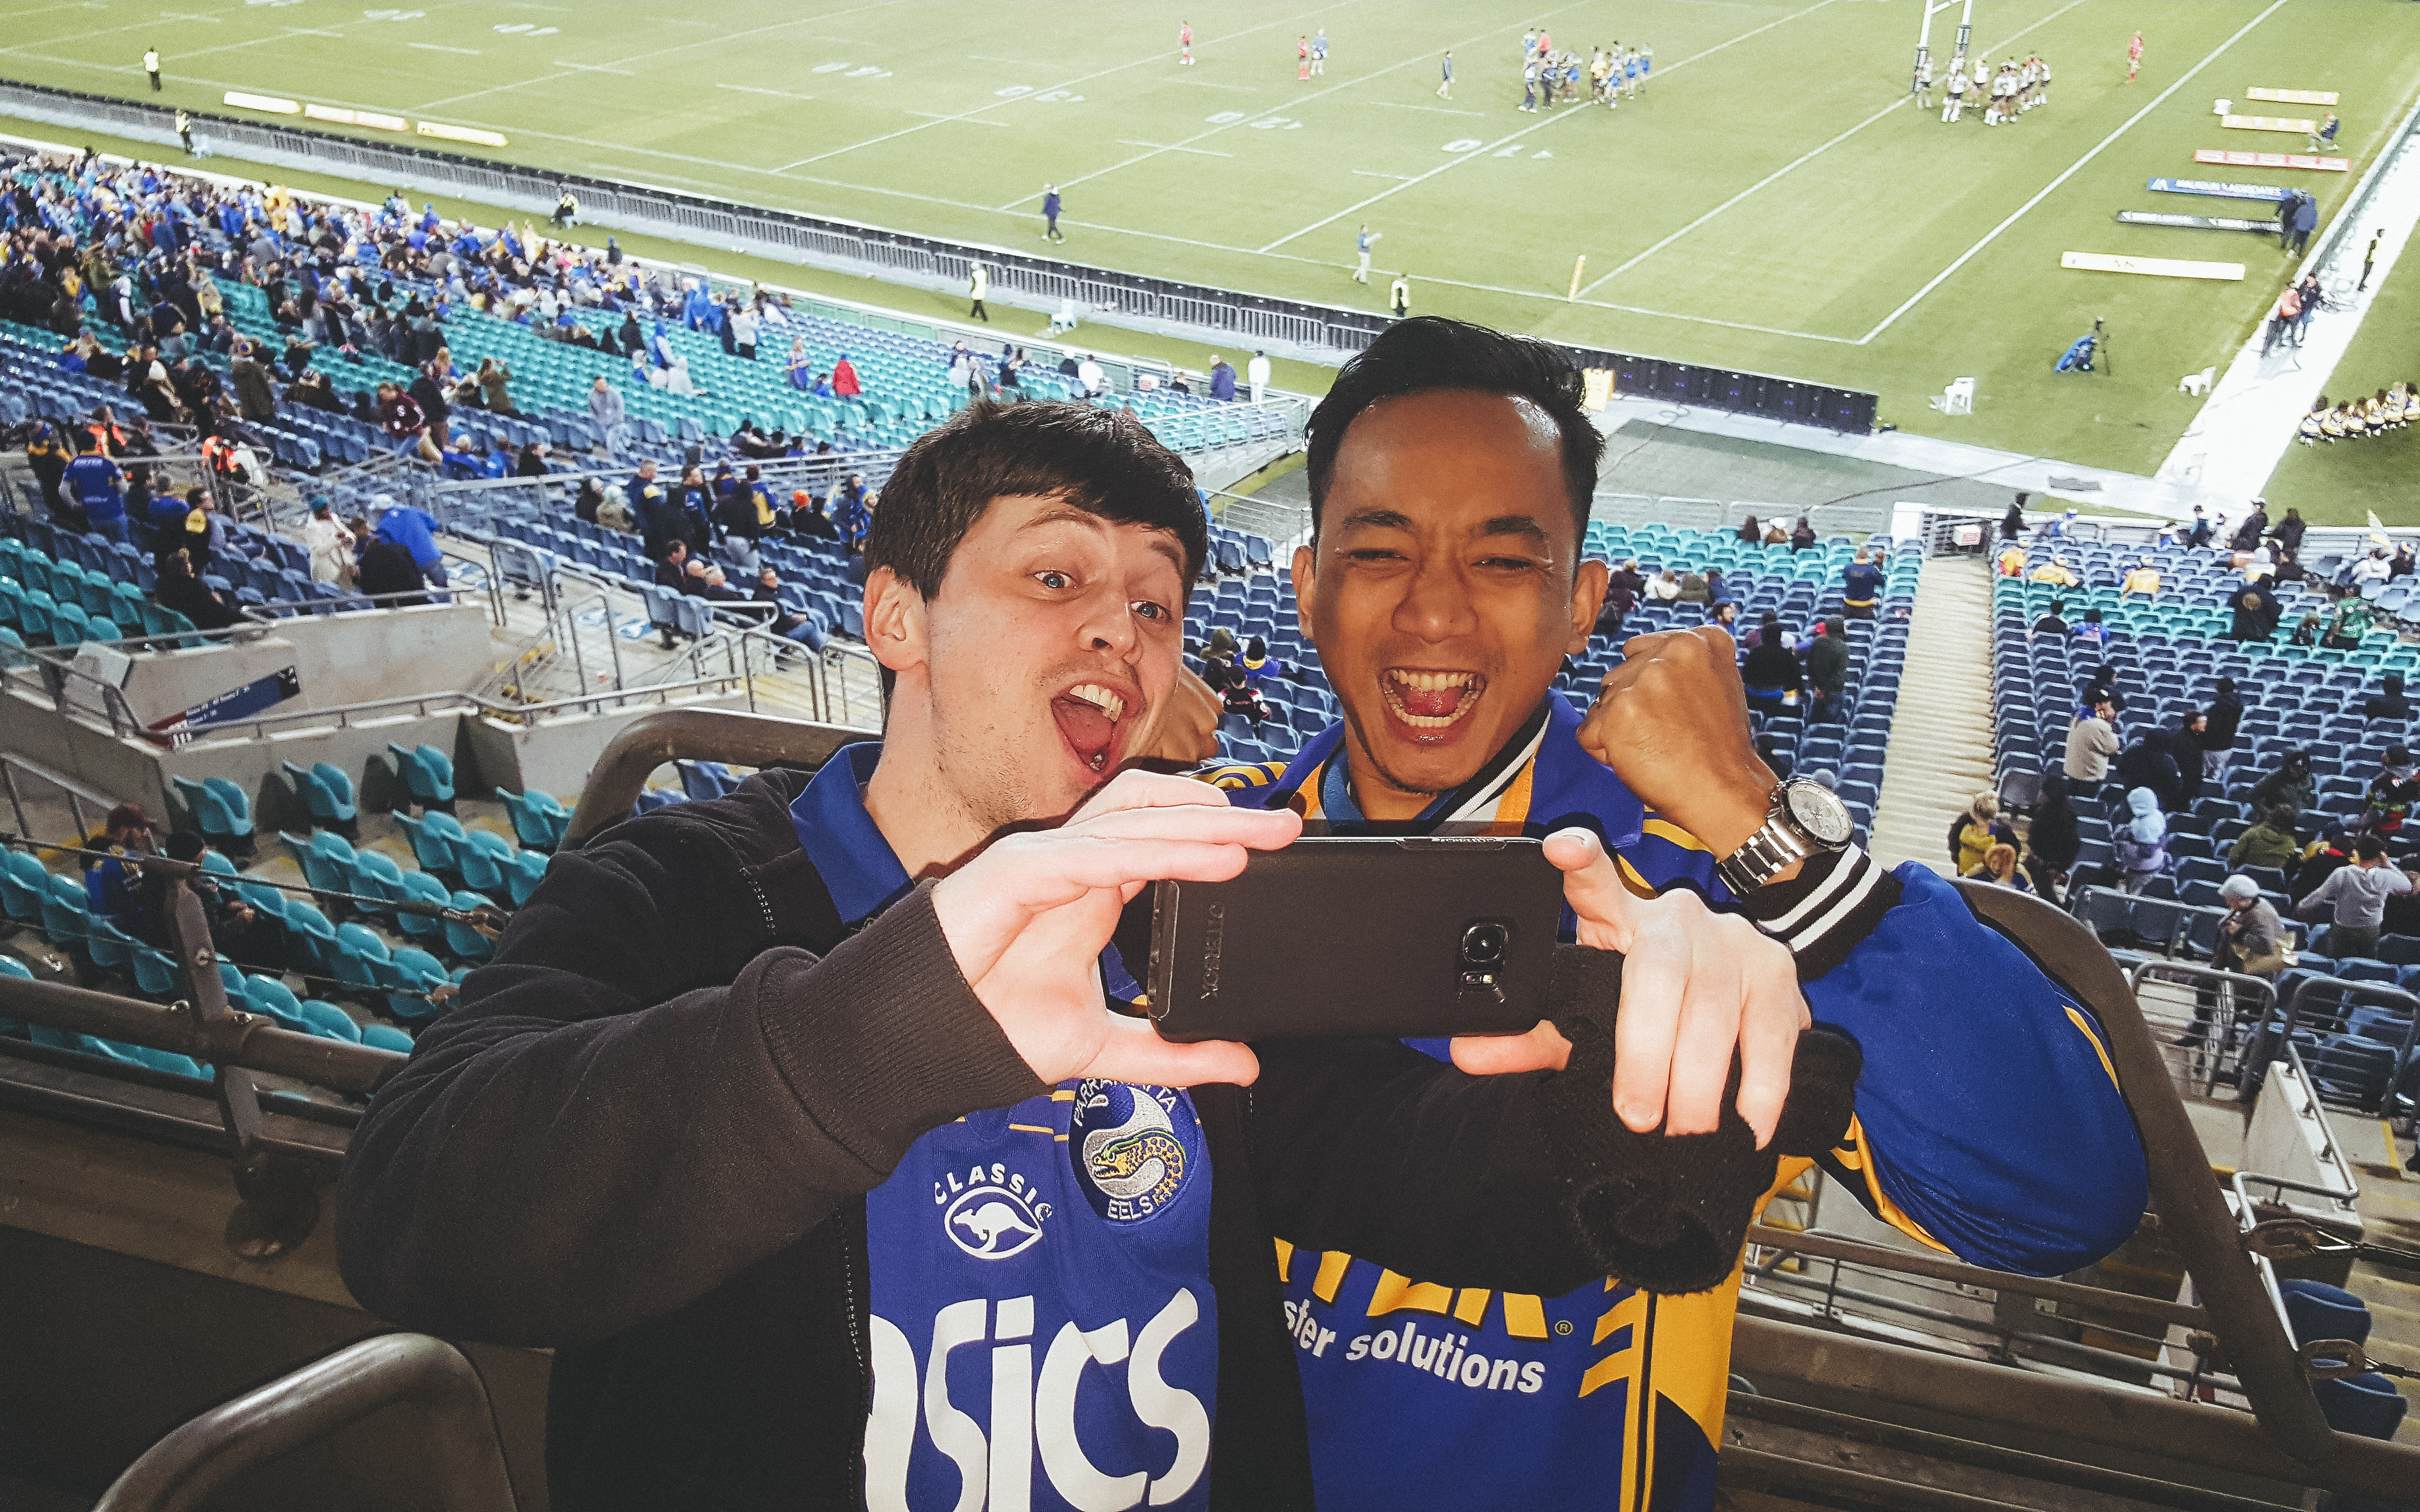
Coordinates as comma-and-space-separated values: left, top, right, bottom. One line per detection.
387, 741, 457, 813
170, 775, 254, 854
283, 760, 359, 835
496, 786, 570, 850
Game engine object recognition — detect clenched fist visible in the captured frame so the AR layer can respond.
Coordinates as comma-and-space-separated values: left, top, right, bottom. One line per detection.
1577, 626, 1780, 866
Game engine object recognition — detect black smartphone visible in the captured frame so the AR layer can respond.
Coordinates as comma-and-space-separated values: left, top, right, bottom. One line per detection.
1144, 835, 1565, 1042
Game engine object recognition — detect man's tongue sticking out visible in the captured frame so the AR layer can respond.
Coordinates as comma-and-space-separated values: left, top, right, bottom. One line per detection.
1052, 694, 1118, 771
1400, 682, 1465, 720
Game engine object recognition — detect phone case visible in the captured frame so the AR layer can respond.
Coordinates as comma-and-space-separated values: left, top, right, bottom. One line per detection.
1146, 836, 1564, 1042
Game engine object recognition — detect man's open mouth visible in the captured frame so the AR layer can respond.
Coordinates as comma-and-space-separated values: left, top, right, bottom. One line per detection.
1380, 669, 1486, 731
1052, 681, 1131, 773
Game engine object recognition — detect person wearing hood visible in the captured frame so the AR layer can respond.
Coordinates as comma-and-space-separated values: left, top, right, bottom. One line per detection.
1236, 635, 1286, 690
2025, 772, 2082, 903
23, 422, 68, 515
2230, 501, 2269, 553
1979, 844, 2033, 894
2252, 749, 2318, 815
1948, 791, 2015, 875
2162, 714, 2207, 810
2225, 576, 2279, 642
1202, 626, 1238, 668
2360, 747, 2420, 838
302, 496, 355, 586
2114, 788, 2170, 896
2365, 673, 2412, 723
2275, 507, 2307, 555
2117, 731, 2183, 815
1803, 616, 1850, 723
2228, 805, 2304, 872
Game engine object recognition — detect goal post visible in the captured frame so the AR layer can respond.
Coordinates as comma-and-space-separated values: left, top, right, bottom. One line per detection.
1911, 0, 1974, 99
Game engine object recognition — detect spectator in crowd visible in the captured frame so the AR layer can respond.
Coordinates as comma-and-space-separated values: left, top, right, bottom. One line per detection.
595, 483, 637, 535
684, 559, 751, 605
2297, 833, 2411, 960
2164, 714, 2207, 809
2322, 591, 2377, 650
1978, 843, 2033, 893
23, 423, 68, 518
62, 432, 128, 542
302, 497, 355, 586
2025, 772, 2081, 902
153, 547, 236, 630
583, 374, 627, 460
373, 498, 448, 590
136, 829, 292, 971
2118, 723, 2186, 814
1708, 601, 1741, 634
1840, 547, 1883, 619
2251, 749, 2318, 815
2031, 599, 2070, 637
1803, 616, 1849, 723
830, 351, 860, 399
2212, 874, 2287, 978
2000, 497, 2026, 541
2064, 696, 2121, 797
752, 567, 825, 653
2229, 805, 2304, 871
1790, 516, 1817, 553
476, 356, 516, 416
2230, 501, 2269, 553
651, 540, 693, 596
1948, 791, 2015, 875
2114, 788, 2170, 896
1596, 558, 1642, 638
1646, 567, 1682, 602
2198, 677, 2243, 783
787, 491, 837, 542
2274, 508, 2307, 555
2291, 827, 2354, 906
2073, 607, 2110, 647
2348, 547, 2393, 590
1206, 656, 1273, 732
1735, 515, 1761, 543
1739, 619, 1803, 716
2225, 576, 2280, 641
354, 528, 427, 603
2359, 746, 2420, 837
230, 339, 277, 423
1207, 354, 1236, 401
2365, 673, 2412, 722
2118, 557, 2161, 599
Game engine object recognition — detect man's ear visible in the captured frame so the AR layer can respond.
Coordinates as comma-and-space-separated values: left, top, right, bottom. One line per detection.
1567, 557, 1610, 655
864, 566, 927, 674
1292, 542, 1317, 638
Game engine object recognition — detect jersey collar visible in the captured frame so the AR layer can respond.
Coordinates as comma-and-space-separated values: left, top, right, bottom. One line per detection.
788, 740, 912, 927
1316, 697, 1554, 832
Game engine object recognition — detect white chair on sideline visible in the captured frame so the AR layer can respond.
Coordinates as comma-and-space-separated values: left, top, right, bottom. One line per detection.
2179, 366, 2216, 397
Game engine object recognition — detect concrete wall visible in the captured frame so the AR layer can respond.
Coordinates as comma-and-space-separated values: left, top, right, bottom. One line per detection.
459, 692, 750, 806
105, 604, 494, 730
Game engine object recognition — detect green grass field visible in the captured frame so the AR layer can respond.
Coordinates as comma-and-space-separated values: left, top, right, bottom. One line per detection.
5, 0, 2418, 487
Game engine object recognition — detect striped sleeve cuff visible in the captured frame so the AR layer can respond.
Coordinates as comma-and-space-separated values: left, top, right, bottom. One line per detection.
1735, 845, 1902, 980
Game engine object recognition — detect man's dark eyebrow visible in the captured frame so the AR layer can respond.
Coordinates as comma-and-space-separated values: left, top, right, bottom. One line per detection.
1335, 509, 1414, 533
1477, 514, 1552, 544
1015, 505, 1186, 579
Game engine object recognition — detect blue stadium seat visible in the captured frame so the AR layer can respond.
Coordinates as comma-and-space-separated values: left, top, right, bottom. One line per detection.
283, 759, 359, 832
496, 786, 570, 850
387, 741, 457, 812
170, 775, 254, 852
394, 870, 453, 945
444, 890, 499, 961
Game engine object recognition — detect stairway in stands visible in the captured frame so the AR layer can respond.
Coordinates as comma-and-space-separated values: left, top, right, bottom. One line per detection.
1868, 555, 1997, 875
2342, 1126, 2420, 1444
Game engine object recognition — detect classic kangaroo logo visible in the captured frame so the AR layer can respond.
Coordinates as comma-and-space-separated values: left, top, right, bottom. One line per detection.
941, 1183, 1047, 1259
952, 1201, 1041, 1251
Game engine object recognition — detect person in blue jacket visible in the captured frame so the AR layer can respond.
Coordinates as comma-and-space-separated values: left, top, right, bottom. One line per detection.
371, 497, 447, 590
61, 433, 127, 541
1206, 317, 2147, 1512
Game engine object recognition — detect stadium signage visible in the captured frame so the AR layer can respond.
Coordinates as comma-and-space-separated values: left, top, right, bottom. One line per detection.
2245, 87, 2339, 106
2222, 114, 2318, 133
2061, 251, 2245, 281
145, 667, 303, 747
221, 91, 299, 115
2193, 149, 2348, 173
2147, 177, 2293, 202
2115, 211, 2276, 233
417, 120, 509, 147
305, 103, 406, 132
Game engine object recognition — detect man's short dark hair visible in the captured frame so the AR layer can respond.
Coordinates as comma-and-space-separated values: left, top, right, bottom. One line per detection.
1304, 316, 1603, 548
2356, 834, 2388, 861
867, 399, 1206, 599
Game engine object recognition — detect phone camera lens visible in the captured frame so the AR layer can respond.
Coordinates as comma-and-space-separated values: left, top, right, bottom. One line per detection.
1460, 922, 1508, 970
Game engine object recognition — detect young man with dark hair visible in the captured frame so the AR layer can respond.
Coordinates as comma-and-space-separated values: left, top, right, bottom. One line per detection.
1209, 316, 2148, 1511
338, 397, 1850, 1511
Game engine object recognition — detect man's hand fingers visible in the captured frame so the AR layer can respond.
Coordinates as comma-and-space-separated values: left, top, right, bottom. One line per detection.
1545, 827, 1639, 952
1661, 921, 1750, 1136
1067, 767, 1247, 823
1450, 1020, 1571, 1075
1734, 943, 1810, 1149
1609, 919, 1690, 1131
1083, 1017, 1260, 1088
1071, 803, 1302, 850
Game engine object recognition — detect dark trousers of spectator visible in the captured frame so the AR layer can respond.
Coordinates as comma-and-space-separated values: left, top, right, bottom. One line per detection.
2291, 314, 2314, 348
1843, 602, 1876, 620
2361, 262, 2376, 291
2261, 316, 2288, 356
179, 129, 193, 154
970, 300, 989, 322
736, 343, 755, 360
2327, 922, 2380, 961
2287, 229, 2310, 257
149, 69, 161, 92
1045, 215, 1063, 243
91, 516, 130, 545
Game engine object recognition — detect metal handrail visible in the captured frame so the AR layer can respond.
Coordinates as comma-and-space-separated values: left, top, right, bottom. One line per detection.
561, 708, 863, 847
1944, 881, 2336, 1460
91, 1334, 516, 1512
0, 971, 401, 1095
2128, 957, 2279, 1098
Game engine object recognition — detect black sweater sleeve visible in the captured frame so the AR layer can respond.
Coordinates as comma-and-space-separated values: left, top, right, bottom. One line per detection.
1244, 1038, 1604, 1300
336, 838, 1045, 1348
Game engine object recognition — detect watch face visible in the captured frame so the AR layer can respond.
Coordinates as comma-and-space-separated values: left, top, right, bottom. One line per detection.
1783, 782, 1854, 846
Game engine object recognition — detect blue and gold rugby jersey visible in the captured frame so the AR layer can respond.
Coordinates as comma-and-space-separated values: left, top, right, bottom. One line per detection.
1211, 695, 2148, 1512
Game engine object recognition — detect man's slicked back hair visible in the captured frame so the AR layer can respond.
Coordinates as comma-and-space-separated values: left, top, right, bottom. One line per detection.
1304, 316, 1604, 546
867, 399, 1207, 598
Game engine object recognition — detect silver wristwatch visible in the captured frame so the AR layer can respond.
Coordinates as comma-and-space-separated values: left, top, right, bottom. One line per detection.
1716, 779, 1855, 895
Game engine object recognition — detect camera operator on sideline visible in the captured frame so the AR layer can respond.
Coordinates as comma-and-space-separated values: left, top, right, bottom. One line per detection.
1206, 318, 2148, 1510
338, 400, 1852, 1511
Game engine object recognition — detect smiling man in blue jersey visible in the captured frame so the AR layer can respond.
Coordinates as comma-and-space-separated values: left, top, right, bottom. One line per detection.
337, 396, 1855, 1512
1207, 317, 2150, 1512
